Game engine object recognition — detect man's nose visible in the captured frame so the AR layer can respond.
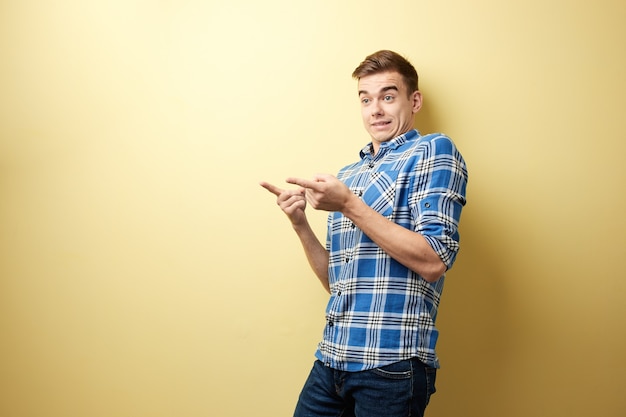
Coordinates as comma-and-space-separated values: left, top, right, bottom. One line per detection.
371, 100, 383, 116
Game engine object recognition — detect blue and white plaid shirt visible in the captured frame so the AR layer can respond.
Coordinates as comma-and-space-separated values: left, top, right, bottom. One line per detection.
315, 129, 468, 371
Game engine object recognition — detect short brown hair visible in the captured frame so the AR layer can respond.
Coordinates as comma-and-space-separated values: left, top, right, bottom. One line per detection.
352, 50, 419, 94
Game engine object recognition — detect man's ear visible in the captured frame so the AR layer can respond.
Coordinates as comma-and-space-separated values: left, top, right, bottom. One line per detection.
412, 90, 423, 114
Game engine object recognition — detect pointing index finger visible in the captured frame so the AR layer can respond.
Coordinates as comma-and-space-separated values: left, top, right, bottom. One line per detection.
286, 177, 320, 190
259, 181, 284, 197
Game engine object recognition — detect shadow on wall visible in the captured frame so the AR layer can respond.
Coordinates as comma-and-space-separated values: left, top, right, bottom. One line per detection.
414, 91, 440, 137
416, 94, 515, 416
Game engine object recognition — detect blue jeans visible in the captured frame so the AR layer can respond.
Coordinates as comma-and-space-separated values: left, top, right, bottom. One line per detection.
293, 358, 437, 417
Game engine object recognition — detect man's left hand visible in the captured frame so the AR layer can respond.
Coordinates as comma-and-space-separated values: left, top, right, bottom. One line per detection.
286, 174, 354, 212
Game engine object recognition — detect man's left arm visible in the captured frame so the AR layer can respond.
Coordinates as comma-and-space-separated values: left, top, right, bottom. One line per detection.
287, 174, 446, 282
343, 195, 447, 282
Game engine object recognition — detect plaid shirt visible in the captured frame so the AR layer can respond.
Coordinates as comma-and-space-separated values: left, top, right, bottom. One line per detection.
315, 129, 468, 371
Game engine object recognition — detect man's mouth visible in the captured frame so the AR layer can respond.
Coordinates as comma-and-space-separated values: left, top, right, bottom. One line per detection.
371, 121, 390, 127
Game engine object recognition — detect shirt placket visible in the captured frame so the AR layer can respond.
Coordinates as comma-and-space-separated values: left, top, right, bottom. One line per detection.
323, 155, 382, 368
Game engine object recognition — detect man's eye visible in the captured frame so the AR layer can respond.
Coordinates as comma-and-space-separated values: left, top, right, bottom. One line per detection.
361, 98, 370, 104
384, 95, 394, 101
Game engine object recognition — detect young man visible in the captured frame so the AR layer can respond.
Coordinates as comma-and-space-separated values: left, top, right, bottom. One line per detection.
260, 50, 468, 417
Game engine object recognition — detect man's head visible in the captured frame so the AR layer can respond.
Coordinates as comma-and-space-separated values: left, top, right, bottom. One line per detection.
352, 50, 422, 149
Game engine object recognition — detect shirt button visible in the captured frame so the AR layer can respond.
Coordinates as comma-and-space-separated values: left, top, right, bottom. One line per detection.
337, 291, 342, 296
328, 320, 334, 327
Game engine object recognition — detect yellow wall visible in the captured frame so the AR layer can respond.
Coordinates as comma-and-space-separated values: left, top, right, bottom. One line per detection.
1, 1, 624, 416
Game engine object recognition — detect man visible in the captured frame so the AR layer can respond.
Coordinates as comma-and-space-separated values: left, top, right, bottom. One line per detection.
260, 50, 468, 417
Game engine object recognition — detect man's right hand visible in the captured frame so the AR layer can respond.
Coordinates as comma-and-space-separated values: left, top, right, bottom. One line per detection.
259, 181, 308, 226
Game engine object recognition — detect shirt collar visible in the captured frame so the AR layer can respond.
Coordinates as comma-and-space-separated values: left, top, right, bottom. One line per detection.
359, 129, 420, 159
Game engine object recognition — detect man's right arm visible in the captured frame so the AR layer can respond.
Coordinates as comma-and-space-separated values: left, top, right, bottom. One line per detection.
291, 220, 330, 293
260, 181, 330, 293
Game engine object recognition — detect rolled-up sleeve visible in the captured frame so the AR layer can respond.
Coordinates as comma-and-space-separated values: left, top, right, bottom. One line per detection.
412, 135, 468, 269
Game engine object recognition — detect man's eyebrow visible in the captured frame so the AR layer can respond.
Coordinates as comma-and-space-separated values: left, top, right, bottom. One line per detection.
358, 85, 399, 96
381, 85, 399, 93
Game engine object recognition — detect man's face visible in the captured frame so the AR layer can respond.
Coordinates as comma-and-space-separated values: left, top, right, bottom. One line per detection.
357, 71, 422, 149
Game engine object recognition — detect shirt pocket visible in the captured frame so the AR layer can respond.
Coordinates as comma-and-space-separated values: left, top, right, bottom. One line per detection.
362, 170, 398, 217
